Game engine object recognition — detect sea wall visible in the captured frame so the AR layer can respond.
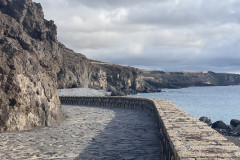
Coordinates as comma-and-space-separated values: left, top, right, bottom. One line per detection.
60, 96, 240, 159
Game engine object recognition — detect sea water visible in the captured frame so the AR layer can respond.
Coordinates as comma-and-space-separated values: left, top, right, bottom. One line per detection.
130, 85, 240, 124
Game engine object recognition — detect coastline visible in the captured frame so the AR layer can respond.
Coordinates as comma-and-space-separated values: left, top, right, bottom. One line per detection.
130, 85, 240, 124
58, 87, 240, 147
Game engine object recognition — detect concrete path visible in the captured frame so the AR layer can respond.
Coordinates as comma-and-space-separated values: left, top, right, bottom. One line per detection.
0, 105, 161, 160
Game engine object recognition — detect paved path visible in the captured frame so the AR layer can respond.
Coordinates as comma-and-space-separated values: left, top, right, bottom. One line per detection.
0, 105, 161, 160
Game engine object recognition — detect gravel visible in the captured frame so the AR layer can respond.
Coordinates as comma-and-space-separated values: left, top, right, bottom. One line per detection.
58, 88, 111, 97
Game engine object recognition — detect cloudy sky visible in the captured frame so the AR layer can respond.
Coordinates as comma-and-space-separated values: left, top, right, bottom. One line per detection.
33, 0, 240, 73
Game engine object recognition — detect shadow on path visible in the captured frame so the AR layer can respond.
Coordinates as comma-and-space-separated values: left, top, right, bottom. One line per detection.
0, 105, 161, 159
74, 106, 161, 160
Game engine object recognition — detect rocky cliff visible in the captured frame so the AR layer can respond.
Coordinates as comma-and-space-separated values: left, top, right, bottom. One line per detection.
57, 44, 240, 95
0, 0, 62, 132
143, 70, 240, 89
90, 61, 146, 96
0, 0, 149, 133
57, 47, 151, 96
57, 43, 91, 89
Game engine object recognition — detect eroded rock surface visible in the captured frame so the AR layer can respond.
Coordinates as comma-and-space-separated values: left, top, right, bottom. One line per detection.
0, 0, 62, 132
57, 51, 154, 96
57, 43, 91, 89
90, 61, 147, 95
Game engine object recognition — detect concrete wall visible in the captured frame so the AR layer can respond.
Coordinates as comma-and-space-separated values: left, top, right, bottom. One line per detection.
60, 96, 240, 160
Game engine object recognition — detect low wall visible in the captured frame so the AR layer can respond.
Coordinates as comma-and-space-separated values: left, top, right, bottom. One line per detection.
60, 96, 240, 159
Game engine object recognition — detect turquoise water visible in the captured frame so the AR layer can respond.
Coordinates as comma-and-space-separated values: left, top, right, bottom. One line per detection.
130, 86, 240, 124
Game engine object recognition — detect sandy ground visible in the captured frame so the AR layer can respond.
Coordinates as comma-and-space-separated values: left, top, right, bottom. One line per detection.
58, 88, 111, 97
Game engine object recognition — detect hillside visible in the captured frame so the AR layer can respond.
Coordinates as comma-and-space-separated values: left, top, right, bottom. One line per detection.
142, 70, 240, 89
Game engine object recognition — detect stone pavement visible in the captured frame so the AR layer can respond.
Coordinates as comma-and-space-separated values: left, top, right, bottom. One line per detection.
0, 105, 161, 160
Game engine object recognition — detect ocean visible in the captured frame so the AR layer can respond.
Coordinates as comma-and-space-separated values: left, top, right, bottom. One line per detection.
129, 85, 240, 124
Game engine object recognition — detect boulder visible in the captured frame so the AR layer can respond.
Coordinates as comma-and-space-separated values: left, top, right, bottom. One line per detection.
0, 0, 62, 132
211, 121, 229, 129
199, 116, 213, 126
230, 119, 240, 127
233, 125, 240, 134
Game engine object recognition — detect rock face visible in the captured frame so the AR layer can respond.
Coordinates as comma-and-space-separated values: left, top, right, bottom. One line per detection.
57, 54, 151, 96
57, 43, 91, 89
90, 61, 146, 95
143, 70, 240, 89
0, 0, 62, 132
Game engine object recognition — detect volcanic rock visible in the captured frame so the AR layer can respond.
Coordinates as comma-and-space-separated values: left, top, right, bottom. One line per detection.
57, 43, 91, 89
199, 116, 213, 126
0, 0, 62, 132
233, 125, 240, 134
212, 121, 229, 130
230, 119, 240, 127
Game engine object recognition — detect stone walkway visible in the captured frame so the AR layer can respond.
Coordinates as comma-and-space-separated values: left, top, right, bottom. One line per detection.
0, 105, 161, 160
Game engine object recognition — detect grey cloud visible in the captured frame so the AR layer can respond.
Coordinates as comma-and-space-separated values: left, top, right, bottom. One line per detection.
33, 0, 240, 73
126, 0, 238, 26
70, 0, 162, 8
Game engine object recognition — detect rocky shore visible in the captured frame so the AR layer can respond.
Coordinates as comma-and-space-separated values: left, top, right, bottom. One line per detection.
200, 116, 240, 147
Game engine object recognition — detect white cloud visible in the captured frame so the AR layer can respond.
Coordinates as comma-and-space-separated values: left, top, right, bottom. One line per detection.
33, 0, 240, 73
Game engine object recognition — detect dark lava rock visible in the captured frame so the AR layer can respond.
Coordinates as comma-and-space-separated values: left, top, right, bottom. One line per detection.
212, 121, 229, 129
199, 116, 213, 126
0, 0, 62, 132
230, 119, 240, 127
233, 125, 240, 134
210, 120, 240, 137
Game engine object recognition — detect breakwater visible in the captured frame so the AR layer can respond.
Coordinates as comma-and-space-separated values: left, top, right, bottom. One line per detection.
60, 96, 240, 159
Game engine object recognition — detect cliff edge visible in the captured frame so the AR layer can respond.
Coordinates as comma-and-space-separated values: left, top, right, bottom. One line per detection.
57, 45, 154, 96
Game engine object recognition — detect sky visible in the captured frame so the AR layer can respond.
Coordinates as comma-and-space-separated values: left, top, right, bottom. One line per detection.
33, 0, 240, 73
